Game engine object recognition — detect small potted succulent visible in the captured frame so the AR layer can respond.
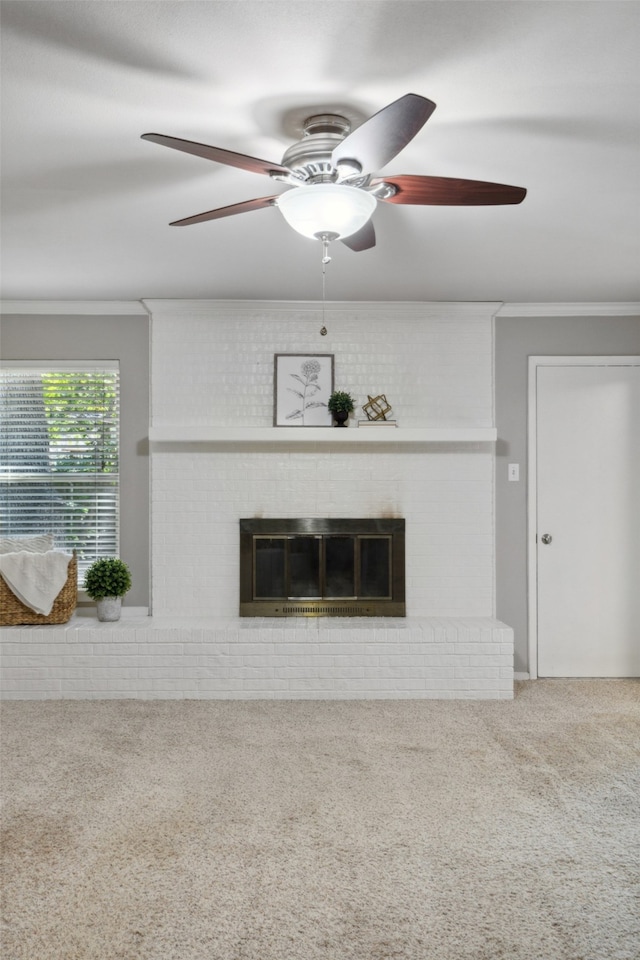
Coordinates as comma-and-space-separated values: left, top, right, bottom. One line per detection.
84, 557, 132, 622
327, 390, 355, 427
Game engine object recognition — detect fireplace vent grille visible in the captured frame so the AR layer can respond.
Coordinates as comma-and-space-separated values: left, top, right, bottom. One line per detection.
282, 605, 369, 616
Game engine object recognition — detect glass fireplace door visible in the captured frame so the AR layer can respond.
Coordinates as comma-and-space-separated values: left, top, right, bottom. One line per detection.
241, 519, 405, 617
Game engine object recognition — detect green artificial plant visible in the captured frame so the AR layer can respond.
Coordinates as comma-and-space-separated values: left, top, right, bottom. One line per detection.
327, 391, 355, 414
84, 557, 132, 600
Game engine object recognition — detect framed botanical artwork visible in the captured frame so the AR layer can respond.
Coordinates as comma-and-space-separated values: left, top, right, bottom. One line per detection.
273, 354, 335, 426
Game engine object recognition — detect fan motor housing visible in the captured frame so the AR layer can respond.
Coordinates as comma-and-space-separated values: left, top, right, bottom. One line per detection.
281, 114, 368, 185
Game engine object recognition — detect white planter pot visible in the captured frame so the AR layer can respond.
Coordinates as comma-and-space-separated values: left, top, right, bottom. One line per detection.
96, 596, 122, 622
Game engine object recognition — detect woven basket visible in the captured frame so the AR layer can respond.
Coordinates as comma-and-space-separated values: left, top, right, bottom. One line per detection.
0, 552, 77, 626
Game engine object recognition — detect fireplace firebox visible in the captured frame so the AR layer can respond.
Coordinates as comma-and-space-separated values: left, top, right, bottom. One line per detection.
240, 518, 405, 617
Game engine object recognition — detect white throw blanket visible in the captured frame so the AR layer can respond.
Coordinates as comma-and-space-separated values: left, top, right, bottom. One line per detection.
0, 549, 73, 615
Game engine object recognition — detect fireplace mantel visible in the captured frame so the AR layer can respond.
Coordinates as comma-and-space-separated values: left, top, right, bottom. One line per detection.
149, 425, 497, 444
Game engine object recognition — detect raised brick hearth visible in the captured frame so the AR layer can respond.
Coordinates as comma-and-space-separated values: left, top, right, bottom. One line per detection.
0, 615, 513, 700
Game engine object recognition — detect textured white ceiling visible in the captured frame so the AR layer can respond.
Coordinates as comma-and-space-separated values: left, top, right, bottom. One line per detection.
1, 0, 639, 303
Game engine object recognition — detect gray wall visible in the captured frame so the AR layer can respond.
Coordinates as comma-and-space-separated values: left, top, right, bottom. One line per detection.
495, 314, 640, 673
1, 314, 150, 606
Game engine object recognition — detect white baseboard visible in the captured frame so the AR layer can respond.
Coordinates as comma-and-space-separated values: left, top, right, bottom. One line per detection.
514, 672, 530, 681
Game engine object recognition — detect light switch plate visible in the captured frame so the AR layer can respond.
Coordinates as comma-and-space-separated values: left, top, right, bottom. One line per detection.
508, 463, 520, 482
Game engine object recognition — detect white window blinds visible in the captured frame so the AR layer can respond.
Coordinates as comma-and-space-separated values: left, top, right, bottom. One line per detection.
0, 362, 120, 577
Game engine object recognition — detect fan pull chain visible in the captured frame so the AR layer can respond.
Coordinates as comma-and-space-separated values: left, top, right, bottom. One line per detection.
320, 236, 331, 335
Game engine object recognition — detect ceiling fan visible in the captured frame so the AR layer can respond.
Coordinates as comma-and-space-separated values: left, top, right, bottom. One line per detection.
141, 93, 526, 252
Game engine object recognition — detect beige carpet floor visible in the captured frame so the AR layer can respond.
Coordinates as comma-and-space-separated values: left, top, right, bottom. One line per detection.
1, 681, 639, 960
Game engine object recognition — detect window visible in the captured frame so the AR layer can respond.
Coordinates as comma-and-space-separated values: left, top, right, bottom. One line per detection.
0, 362, 120, 579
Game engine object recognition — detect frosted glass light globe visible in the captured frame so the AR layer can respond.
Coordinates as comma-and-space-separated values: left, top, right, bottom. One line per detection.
276, 183, 376, 240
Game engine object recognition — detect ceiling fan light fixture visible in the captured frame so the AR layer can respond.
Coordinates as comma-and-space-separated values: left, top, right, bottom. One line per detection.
276, 183, 376, 240
143, 94, 526, 251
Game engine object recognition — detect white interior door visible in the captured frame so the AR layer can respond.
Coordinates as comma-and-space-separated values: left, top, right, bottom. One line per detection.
536, 361, 640, 677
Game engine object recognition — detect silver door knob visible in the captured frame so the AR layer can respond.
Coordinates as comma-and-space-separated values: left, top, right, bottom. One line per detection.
541, 534, 552, 545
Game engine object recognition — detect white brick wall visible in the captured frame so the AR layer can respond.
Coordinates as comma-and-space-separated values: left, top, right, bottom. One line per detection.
148, 301, 494, 428
147, 301, 498, 620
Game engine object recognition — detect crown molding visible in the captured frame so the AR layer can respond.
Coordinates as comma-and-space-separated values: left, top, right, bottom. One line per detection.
3, 300, 637, 319
142, 299, 502, 320
0, 301, 149, 316
495, 302, 640, 317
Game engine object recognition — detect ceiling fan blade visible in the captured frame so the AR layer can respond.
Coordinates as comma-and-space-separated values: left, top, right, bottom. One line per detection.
142, 133, 293, 179
332, 94, 436, 174
372, 175, 527, 205
170, 196, 279, 226
340, 220, 376, 252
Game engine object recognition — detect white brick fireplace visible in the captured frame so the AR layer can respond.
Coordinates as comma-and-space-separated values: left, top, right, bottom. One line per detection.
1, 300, 514, 700
143, 299, 513, 699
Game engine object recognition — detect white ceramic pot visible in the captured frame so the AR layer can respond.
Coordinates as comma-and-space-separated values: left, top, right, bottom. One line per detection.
96, 596, 122, 622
